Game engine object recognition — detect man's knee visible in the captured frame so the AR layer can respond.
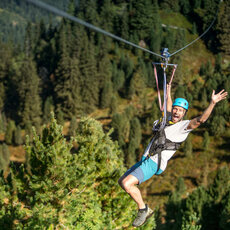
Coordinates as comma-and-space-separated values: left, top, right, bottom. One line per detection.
122, 180, 132, 193
120, 176, 138, 194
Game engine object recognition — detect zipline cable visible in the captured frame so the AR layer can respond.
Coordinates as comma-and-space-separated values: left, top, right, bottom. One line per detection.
25, 0, 164, 59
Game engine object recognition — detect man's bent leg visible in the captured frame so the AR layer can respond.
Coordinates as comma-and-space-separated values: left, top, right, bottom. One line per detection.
121, 175, 153, 227
121, 174, 145, 209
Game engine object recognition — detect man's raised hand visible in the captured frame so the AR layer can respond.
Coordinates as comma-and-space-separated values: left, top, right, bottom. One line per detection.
211, 89, 228, 104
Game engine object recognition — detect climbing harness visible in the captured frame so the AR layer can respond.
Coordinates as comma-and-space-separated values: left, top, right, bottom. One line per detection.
148, 121, 182, 174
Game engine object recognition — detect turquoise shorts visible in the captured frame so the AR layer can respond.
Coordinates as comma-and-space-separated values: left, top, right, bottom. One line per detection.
124, 157, 163, 184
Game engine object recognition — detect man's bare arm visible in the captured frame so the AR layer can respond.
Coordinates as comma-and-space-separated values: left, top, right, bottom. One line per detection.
187, 89, 228, 130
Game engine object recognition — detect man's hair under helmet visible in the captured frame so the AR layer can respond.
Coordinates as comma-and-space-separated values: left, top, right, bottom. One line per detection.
172, 98, 189, 110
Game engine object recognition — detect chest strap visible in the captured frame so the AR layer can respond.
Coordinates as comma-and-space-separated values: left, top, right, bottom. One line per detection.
149, 129, 181, 174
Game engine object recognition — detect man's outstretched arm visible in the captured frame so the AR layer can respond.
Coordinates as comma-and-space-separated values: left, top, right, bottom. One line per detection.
187, 89, 228, 130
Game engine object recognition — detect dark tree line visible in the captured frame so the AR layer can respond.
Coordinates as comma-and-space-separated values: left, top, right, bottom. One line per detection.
164, 167, 230, 230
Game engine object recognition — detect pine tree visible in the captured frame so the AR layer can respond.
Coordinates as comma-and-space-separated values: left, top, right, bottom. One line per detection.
128, 67, 146, 99
0, 83, 5, 115
112, 68, 125, 92
68, 116, 78, 137
55, 24, 82, 118
209, 115, 226, 136
162, 27, 176, 51
109, 95, 118, 115
77, 0, 100, 26
122, 55, 134, 80
129, 0, 160, 39
208, 166, 230, 202
191, 0, 201, 8
152, 99, 160, 122
100, 80, 113, 109
149, 0, 162, 54
0, 113, 6, 133
165, 177, 187, 230
111, 112, 130, 148
160, 0, 180, 12
199, 63, 206, 76
181, 212, 201, 230
43, 96, 54, 124
174, 29, 186, 51
220, 192, 230, 230
216, 0, 230, 56
25, 121, 33, 141
214, 53, 222, 73
5, 120, 16, 145
119, 8, 129, 41
200, 88, 208, 108
57, 110, 64, 126
184, 135, 193, 157
206, 78, 218, 95
13, 125, 23, 146
98, 50, 113, 109
0, 114, 149, 229
98, 0, 114, 32
176, 177, 187, 196
205, 60, 214, 78
17, 58, 42, 128
203, 131, 210, 151
0, 144, 10, 172
80, 36, 99, 113
174, 85, 186, 99
0, 41, 13, 119
24, 22, 34, 58
126, 117, 142, 167
34, 20, 50, 69
179, 0, 191, 15
124, 106, 135, 121
192, 22, 198, 35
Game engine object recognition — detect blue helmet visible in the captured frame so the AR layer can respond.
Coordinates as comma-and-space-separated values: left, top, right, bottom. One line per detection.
172, 98, 189, 110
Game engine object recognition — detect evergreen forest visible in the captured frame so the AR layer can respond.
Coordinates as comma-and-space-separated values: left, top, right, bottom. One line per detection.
0, 0, 230, 229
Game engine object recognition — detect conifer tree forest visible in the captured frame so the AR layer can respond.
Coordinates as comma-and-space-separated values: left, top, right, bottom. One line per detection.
0, 0, 230, 229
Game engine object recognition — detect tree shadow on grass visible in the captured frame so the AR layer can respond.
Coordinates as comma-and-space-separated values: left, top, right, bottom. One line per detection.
183, 176, 198, 186
218, 136, 230, 151
148, 190, 171, 196
217, 155, 230, 163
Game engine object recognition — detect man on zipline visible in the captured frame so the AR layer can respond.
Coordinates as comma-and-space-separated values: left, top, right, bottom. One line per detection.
118, 84, 228, 227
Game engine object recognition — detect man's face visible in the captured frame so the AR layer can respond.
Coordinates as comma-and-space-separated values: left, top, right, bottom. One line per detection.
171, 106, 186, 123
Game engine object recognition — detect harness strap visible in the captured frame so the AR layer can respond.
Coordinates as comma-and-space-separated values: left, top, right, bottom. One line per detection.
153, 64, 162, 111
168, 65, 177, 85
160, 66, 167, 130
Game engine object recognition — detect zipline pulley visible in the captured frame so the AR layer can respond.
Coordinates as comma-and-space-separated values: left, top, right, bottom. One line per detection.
161, 48, 171, 68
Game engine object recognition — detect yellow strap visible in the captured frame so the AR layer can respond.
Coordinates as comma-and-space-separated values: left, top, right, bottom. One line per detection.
158, 112, 174, 126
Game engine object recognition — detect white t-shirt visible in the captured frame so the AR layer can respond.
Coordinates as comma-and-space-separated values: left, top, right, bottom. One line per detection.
143, 120, 193, 171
